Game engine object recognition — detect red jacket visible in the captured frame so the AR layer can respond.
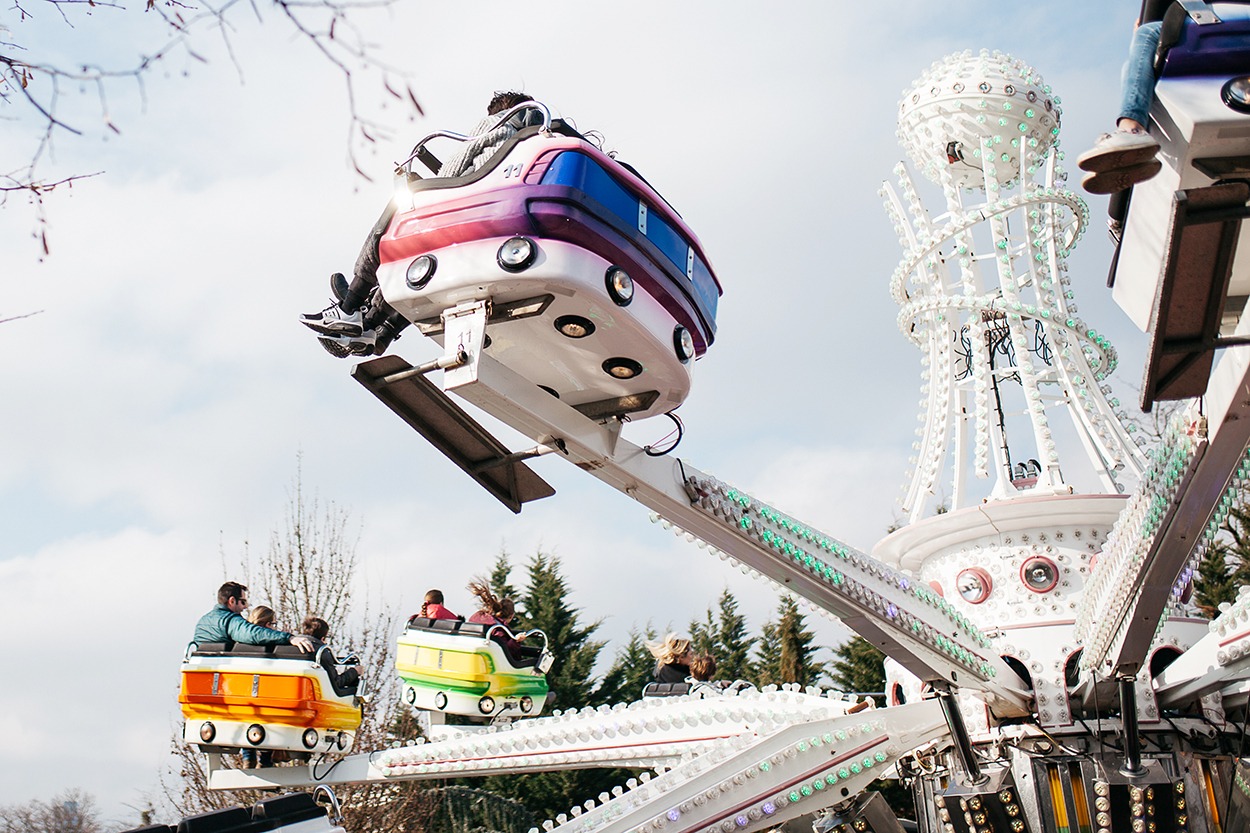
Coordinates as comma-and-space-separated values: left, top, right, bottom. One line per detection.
422, 602, 459, 620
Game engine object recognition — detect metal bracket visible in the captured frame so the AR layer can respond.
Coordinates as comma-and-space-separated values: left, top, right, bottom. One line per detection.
442, 300, 489, 390
1179, 0, 1221, 24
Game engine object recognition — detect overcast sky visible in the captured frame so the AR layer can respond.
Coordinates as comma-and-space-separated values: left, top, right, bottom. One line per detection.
0, 1, 1145, 822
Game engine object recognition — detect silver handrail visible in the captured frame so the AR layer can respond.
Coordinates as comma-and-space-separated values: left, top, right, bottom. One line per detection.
313, 785, 344, 825
398, 101, 553, 175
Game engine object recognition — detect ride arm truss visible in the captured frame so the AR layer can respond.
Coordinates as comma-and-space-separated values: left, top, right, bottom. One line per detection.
361, 353, 1031, 716
205, 686, 948, 833
1075, 318, 1250, 681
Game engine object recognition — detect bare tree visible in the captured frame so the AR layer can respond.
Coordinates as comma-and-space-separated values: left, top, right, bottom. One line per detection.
0, 788, 105, 833
3, 0, 421, 254
164, 459, 438, 830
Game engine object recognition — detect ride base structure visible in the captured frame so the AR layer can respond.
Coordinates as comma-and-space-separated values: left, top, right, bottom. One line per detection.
169, 19, 1250, 833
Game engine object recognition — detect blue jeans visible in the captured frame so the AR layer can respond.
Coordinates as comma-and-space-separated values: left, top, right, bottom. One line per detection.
1120, 21, 1163, 127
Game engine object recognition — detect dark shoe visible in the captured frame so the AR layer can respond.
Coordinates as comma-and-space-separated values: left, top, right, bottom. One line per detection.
300, 304, 364, 336
318, 331, 377, 358
1081, 159, 1162, 195
330, 272, 349, 304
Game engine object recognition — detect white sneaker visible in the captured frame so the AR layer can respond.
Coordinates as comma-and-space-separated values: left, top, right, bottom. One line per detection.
1082, 159, 1162, 195
1077, 129, 1160, 174
299, 304, 363, 336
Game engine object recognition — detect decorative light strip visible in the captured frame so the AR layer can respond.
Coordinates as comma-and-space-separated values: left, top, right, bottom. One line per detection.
1075, 415, 1205, 671
377, 688, 851, 779
680, 475, 999, 683
532, 715, 896, 833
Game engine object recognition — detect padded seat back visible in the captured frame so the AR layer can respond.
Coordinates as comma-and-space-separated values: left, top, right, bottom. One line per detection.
176, 806, 272, 833
252, 793, 326, 825
642, 682, 692, 697
404, 618, 489, 638
190, 643, 309, 660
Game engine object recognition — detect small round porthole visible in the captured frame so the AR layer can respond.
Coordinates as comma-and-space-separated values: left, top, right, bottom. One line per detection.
1020, 556, 1059, 594
956, 568, 992, 604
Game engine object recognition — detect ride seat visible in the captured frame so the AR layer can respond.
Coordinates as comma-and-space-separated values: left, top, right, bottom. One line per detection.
191, 643, 311, 660
252, 793, 328, 825
642, 682, 692, 697
175, 806, 257, 833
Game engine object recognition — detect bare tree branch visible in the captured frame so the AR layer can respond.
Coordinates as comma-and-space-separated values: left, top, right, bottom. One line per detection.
4, 0, 421, 255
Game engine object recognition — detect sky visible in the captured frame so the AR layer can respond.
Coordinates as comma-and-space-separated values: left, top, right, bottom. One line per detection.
0, 0, 1147, 823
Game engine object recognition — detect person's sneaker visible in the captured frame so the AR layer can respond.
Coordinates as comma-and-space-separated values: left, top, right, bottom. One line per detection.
1082, 159, 1162, 195
317, 331, 377, 358
330, 272, 349, 304
299, 304, 363, 336
1077, 129, 1160, 173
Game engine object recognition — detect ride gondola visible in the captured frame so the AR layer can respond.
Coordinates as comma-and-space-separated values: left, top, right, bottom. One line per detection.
395, 615, 553, 720
372, 101, 723, 422
179, 642, 364, 759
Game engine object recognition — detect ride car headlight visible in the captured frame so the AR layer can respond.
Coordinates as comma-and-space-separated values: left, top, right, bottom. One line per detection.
1222, 76, 1250, 114
605, 266, 634, 306
673, 326, 695, 362
497, 236, 537, 272
406, 255, 437, 290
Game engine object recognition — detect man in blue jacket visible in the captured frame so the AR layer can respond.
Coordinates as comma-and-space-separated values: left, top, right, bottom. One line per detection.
193, 581, 315, 652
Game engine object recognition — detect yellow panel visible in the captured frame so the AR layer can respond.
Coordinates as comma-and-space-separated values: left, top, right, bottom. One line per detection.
396, 645, 491, 678
1048, 764, 1070, 833
1205, 762, 1223, 833
1069, 762, 1093, 833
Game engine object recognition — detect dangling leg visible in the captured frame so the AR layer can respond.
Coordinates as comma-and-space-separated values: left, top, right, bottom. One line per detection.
1078, 21, 1163, 194
301, 202, 398, 337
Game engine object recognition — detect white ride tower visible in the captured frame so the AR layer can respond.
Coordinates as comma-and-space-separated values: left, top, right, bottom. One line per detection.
882, 49, 1146, 521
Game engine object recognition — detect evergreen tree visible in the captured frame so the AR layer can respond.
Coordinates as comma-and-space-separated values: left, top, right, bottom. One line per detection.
754, 596, 824, 687
489, 550, 520, 604
689, 589, 756, 683
596, 625, 659, 704
518, 551, 605, 710
475, 551, 631, 822
1193, 501, 1250, 615
829, 636, 888, 705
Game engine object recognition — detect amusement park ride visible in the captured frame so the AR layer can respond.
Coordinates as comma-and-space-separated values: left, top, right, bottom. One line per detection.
156, 5, 1250, 833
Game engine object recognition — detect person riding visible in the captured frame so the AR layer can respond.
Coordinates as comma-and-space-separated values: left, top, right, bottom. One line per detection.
193, 582, 314, 653
648, 634, 694, 684
299, 90, 539, 358
246, 605, 276, 629
299, 615, 362, 696
419, 588, 459, 621
465, 578, 528, 662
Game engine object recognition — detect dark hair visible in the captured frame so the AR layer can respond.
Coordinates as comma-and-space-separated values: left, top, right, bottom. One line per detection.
690, 654, 717, 682
300, 616, 330, 640
421, 589, 444, 617
467, 578, 513, 621
487, 90, 534, 116
218, 581, 247, 605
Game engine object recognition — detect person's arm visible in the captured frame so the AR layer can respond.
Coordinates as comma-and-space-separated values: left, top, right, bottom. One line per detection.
225, 615, 293, 647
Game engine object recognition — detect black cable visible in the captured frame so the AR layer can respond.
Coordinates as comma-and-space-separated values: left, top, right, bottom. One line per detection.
1226, 702, 1250, 823
312, 751, 344, 781
644, 412, 684, 456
